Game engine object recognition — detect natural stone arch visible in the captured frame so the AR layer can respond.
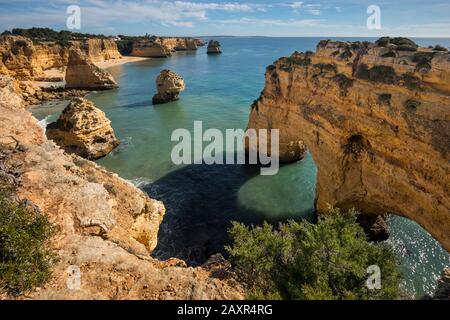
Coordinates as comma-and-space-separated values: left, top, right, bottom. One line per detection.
247, 43, 450, 251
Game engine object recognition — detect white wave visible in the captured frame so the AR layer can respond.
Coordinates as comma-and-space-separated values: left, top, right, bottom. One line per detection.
38, 115, 51, 132
129, 177, 153, 189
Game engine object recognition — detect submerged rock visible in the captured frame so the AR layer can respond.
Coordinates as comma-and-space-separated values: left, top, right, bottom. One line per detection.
65, 49, 118, 90
152, 69, 186, 104
207, 40, 222, 54
46, 97, 120, 159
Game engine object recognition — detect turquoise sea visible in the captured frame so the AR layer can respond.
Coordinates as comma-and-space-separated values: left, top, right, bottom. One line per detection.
32, 37, 450, 298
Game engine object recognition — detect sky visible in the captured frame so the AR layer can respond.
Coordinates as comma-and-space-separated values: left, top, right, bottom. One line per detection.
0, 0, 449, 37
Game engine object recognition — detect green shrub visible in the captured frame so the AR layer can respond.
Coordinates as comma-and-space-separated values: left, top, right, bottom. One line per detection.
381, 51, 396, 58
226, 208, 401, 300
433, 45, 448, 52
368, 66, 398, 84
376, 37, 418, 51
0, 179, 58, 295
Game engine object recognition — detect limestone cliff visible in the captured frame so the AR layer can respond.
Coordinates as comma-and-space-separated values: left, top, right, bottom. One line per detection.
0, 77, 243, 300
46, 98, 120, 160
152, 69, 186, 104
72, 38, 122, 62
65, 49, 118, 90
0, 35, 122, 81
247, 39, 450, 251
131, 37, 199, 58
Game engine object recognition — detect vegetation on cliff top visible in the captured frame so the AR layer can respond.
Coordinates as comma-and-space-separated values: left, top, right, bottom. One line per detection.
226, 208, 401, 300
0, 166, 58, 295
1, 27, 110, 44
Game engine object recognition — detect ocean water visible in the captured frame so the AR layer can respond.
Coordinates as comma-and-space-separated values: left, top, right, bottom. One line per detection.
32, 37, 450, 298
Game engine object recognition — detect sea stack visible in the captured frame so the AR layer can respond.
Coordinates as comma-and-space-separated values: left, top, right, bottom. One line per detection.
152, 69, 186, 104
46, 97, 120, 160
207, 40, 222, 54
65, 49, 118, 90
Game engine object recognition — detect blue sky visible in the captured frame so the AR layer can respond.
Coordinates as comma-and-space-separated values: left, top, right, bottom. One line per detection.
0, 0, 449, 37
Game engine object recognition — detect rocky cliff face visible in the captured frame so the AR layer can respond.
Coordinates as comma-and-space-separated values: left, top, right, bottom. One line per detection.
131, 37, 199, 58
152, 69, 186, 104
0, 77, 243, 300
72, 38, 122, 62
46, 98, 120, 160
0, 36, 122, 81
65, 49, 118, 90
247, 39, 450, 251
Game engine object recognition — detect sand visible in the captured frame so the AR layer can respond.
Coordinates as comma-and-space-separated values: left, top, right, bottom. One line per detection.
29, 56, 150, 88
93, 56, 150, 69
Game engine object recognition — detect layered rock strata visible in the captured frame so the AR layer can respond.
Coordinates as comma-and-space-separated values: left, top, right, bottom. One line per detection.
247, 39, 450, 251
152, 69, 186, 104
65, 49, 118, 90
46, 98, 120, 160
131, 37, 200, 58
0, 35, 122, 81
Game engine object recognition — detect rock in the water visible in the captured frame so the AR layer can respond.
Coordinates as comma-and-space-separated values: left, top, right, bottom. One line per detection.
46, 97, 120, 159
65, 49, 118, 90
207, 40, 222, 54
357, 214, 390, 242
152, 69, 186, 104
433, 268, 450, 300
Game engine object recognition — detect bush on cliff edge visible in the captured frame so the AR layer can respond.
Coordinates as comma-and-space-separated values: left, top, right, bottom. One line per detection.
0, 178, 58, 295
226, 208, 401, 300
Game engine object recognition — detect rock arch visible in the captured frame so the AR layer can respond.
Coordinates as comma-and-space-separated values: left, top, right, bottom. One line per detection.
247, 41, 450, 251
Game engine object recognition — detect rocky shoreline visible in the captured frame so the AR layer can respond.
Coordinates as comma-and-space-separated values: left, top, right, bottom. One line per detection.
247, 38, 450, 252
0, 76, 243, 300
1, 33, 448, 300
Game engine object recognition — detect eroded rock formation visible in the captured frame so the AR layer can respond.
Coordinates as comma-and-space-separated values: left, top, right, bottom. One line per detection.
65, 49, 118, 90
0, 76, 243, 300
0, 35, 122, 81
247, 39, 450, 251
46, 98, 120, 160
72, 38, 122, 62
131, 37, 199, 58
207, 40, 222, 54
152, 69, 186, 104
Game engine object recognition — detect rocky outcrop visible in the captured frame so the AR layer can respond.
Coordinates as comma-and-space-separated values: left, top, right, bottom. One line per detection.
207, 40, 222, 54
0, 75, 23, 109
131, 40, 171, 58
247, 39, 450, 251
65, 49, 118, 90
131, 37, 199, 58
152, 69, 186, 104
72, 38, 122, 62
432, 267, 450, 299
0, 76, 243, 300
46, 98, 120, 160
0, 35, 46, 80
0, 35, 122, 81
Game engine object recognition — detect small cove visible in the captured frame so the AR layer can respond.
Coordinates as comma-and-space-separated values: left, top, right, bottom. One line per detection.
32, 37, 450, 297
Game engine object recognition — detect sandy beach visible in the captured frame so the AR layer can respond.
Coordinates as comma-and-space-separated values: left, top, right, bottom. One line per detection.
94, 56, 150, 69
28, 56, 150, 88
